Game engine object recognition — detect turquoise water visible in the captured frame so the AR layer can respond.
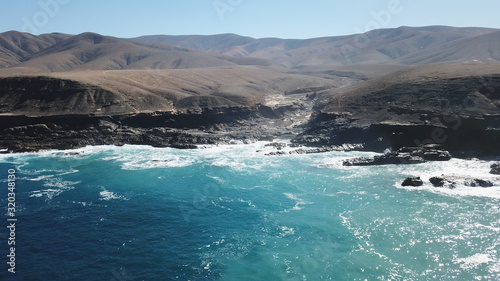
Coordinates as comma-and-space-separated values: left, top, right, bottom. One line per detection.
0, 143, 499, 280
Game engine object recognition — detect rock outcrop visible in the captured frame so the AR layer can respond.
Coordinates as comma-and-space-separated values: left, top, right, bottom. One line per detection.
343, 145, 451, 166
402, 177, 424, 186
429, 176, 495, 188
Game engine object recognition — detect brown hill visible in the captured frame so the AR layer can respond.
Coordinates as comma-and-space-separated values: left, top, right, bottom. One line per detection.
2, 26, 498, 73
395, 31, 500, 64
0, 66, 343, 116
0, 31, 70, 67
6, 32, 267, 72
296, 63, 500, 154
132, 33, 256, 51
133, 26, 499, 67
319, 63, 500, 123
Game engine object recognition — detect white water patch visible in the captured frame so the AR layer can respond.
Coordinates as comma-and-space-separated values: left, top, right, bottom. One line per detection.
120, 154, 197, 170
0, 142, 290, 172
211, 197, 256, 211
393, 159, 500, 199
57, 168, 80, 176
282, 193, 312, 212
399, 184, 500, 199
71, 201, 95, 207
475, 223, 500, 232
30, 178, 80, 200
201, 141, 283, 172
26, 175, 54, 181
99, 190, 128, 201
278, 226, 295, 237
24, 168, 79, 182
454, 253, 494, 270
67, 145, 200, 170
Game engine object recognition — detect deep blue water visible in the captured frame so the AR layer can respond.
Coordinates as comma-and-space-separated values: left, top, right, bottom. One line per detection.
0, 143, 499, 280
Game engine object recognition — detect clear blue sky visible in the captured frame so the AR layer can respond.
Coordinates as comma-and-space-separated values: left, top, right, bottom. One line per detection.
1, 0, 500, 39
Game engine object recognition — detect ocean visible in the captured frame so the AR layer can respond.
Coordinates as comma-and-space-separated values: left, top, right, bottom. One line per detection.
0, 142, 499, 280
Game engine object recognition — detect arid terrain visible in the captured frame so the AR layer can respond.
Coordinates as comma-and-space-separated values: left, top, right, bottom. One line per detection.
0, 26, 499, 154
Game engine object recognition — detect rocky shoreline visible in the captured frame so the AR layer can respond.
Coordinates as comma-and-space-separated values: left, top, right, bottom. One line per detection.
2, 107, 499, 190
1, 110, 499, 160
0, 100, 313, 153
342, 145, 452, 166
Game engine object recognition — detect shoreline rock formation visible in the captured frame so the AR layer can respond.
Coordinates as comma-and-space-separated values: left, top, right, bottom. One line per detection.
401, 175, 499, 188
343, 145, 451, 166
294, 64, 500, 157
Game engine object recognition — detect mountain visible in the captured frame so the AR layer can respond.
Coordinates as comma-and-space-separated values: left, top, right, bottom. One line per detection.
0, 31, 70, 67
131, 33, 256, 51
1, 32, 275, 73
1, 26, 499, 73
132, 26, 499, 67
395, 30, 500, 64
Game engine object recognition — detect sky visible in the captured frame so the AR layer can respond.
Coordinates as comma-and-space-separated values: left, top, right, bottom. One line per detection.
1, 0, 500, 39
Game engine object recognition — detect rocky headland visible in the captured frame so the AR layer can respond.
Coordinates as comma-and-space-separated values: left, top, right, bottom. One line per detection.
294, 64, 500, 158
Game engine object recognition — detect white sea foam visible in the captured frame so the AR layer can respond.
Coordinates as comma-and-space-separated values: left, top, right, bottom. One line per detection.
76, 145, 200, 170
30, 178, 79, 200
282, 193, 311, 212
474, 223, 500, 232
197, 141, 285, 171
336, 157, 500, 199
394, 158, 500, 199
120, 154, 197, 170
278, 226, 295, 237
99, 190, 128, 201
454, 253, 494, 270
71, 201, 94, 207
27, 175, 54, 181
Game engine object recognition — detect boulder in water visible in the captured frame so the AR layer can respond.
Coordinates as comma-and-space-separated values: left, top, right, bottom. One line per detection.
402, 177, 424, 187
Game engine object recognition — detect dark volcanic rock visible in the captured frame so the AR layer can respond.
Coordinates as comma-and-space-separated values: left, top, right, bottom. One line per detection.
98, 120, 119, 135
0, 106, 306, 152
468, 178, 494, 187
265, 142, 288, 150
343, 154, 425, 166
265, 144, 364, 156
343, 145, 450, 166
402, 177, 424, 186
429, 175, 496, 188
429, 177, 446, 187
491, 163, 500, 175
296, 65, 500, 157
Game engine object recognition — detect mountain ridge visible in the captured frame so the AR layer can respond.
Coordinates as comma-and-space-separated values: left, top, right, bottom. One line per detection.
132, 25, 500, 67
1, 25, 499, 72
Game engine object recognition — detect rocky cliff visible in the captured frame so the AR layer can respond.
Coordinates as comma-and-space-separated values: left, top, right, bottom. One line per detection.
294, 64, 500, 156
